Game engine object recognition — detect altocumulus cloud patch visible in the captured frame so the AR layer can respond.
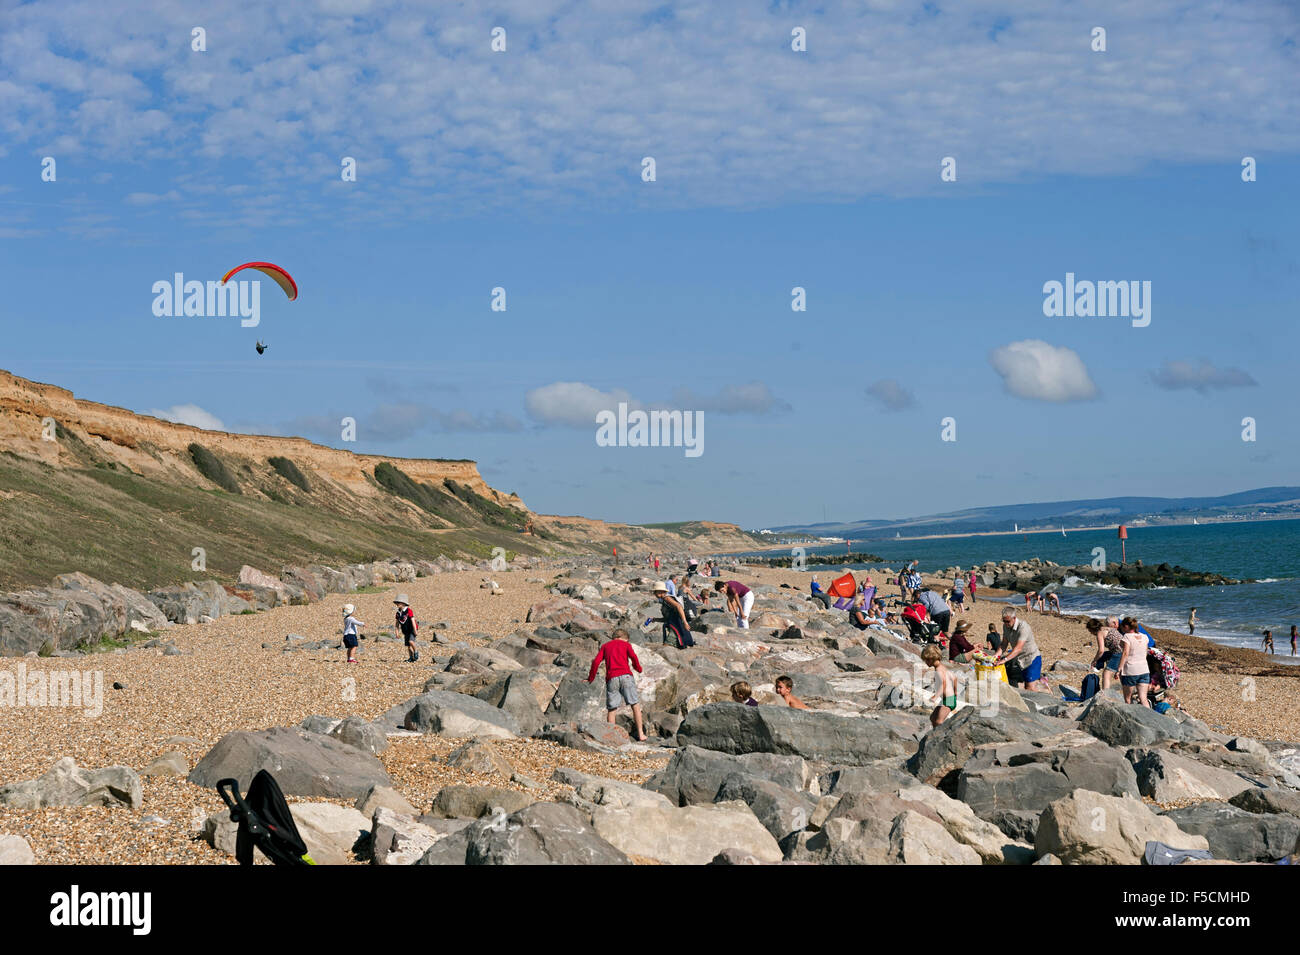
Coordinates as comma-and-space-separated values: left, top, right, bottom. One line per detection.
1150, 360, 1258, 394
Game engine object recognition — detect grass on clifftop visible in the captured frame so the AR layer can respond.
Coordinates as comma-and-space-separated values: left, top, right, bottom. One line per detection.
0, 453, 545, 591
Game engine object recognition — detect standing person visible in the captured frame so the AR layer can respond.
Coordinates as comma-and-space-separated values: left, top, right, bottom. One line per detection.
922, 644, 958, 726
655, 582, 694, 648
653, 555, 660, 573
1291, 625, 1298, 656
950, 572, 966, 612
774, 675, 808, 710
664, 574, 678, 597
1187, 607, 1197, 635
715, 578, 754, 629
968, 569, 978, 604
914, 587, 952, 635
1263, 630, 1275, 654
1087, 617, 1123, 692
997, 607, 1044, 691
585, 628, 647, 741
341, 603, 364, 664
393, 594, 419, 663
1117, 623, 1152, 707
612, 546, 618, 569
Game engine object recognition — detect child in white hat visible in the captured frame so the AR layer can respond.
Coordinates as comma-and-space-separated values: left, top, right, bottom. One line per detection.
342, 604, 364, 663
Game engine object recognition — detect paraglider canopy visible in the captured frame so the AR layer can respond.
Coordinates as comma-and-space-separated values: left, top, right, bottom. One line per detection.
221, 262, 298, 301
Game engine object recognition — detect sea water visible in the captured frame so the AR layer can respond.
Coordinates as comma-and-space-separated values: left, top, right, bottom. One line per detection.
732, 519, 1300, 663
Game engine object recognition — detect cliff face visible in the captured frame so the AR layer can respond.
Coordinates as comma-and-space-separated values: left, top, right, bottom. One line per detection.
0, 369, 515, 508
0, 369, 759, 590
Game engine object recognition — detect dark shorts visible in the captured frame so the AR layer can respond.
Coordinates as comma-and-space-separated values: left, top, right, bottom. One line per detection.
952, 593, 965, 606
1121, 673, 1151, 687
932, 611, 951, 634
1100, 651, 1120, 672
344, 633, 359, 649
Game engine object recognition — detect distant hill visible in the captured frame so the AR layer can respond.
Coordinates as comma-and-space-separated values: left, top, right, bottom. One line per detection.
771, 487, 1300, 540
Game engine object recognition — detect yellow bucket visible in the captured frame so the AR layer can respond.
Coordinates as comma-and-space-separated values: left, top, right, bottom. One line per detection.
974, 663, 1008, 685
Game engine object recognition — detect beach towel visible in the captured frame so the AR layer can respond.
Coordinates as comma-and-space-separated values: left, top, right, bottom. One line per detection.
1143, 841, 1213, 866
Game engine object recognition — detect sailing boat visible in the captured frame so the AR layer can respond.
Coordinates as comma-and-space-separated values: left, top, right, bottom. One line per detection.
1061, 526, 1067, 536
1192, 518, 1199, 525
1013, 523, 1019, 533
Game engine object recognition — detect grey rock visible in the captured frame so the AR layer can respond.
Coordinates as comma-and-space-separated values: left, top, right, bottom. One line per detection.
400, 691, 520, 739
429, 784, 535, 819
678, 702, 919, 765
465, 802, 631, 865
645, 745, 807, 806
908, 707, 1073, 786
330, 716, 390, 756
0, 834, 36, 865
715, 773, 817, 841
1077, 693, 1211, 748
188, 727, 392, 799
1164, 802, 1300, 862
958, 736, 1139, 821
1229, 787, 1300, 817
0, 757, 141, 809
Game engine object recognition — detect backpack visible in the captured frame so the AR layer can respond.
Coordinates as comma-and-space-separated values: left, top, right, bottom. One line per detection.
1080, 672, 1100, 700
1147, 647, 1180, 688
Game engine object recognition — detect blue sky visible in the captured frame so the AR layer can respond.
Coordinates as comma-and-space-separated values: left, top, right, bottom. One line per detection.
2, 0, 1297, 528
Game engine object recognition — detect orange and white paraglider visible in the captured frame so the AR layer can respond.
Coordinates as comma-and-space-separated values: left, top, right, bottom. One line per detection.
220, 262, 298, 301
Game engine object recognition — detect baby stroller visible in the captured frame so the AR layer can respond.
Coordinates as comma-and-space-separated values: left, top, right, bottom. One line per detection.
217, 770, 316, 866
900, 603, 941, 643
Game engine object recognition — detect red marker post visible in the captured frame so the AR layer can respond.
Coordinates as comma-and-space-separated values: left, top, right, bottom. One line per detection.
1117, 524, 1128, 564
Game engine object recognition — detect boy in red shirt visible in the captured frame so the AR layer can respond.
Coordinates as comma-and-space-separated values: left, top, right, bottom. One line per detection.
586, 628, 647, 741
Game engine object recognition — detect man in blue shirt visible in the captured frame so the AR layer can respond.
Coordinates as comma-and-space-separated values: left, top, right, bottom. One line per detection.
809, 576, 831, 610
915, 588, 952, 635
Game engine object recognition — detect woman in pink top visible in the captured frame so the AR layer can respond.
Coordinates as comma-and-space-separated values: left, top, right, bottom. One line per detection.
1117, 628, 1152, 707
968, 570, 977, 604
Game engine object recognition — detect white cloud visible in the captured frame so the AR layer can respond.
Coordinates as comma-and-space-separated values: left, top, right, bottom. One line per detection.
525, 381, 636, 428
145, 403, 226, 430
124, 189, 180, 205
865, 379, 916, 412
988, 340, 1097, 402
4, 2, 1297, 231
1150, 359, 1257, 393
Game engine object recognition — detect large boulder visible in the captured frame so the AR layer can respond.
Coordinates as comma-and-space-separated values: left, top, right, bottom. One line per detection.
715, 774, 817, 842
465, 802, 631, 865
369, 807, 440, 865
526, 597, 610, 634
400, 691, 520, 739
678, 703, 919, 765
896, 784, 1035, 864
188, 727, 392, 799
645, 745, 808, 806
888, 810, 982, 865
1077, 694, 1211, 748
592, 801, 783, 865
908, 708, 1072, 787
0, 757, 141, 809
542, 669, 610, 726
1229, 787, 1300, 817
1035, 790, 1209, 864
428, 784, 535, 819
785, 792, 935, 865
1127, 748, 1253, 803
330, 716, 389, 756
1162, 802, 1300, 863
496, 670, 557, 737
290, 803, 369, 866
957, 735, 1140, 822
553, 767, 674, 812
